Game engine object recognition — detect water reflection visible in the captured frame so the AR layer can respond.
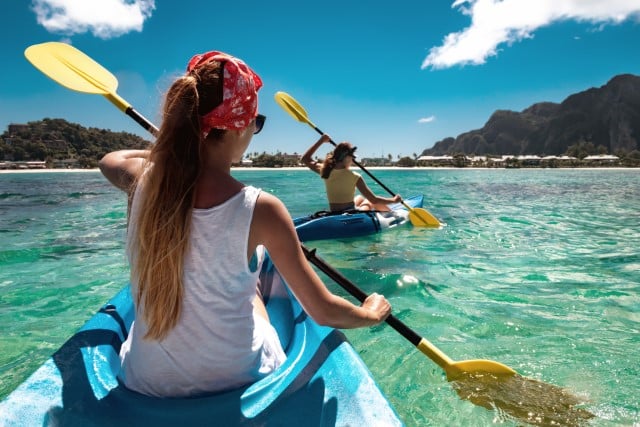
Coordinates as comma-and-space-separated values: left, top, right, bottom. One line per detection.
451, 372, 594, 426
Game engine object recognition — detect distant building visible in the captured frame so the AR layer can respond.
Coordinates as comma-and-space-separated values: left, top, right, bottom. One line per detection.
416, 155, 454, 166
361, 157, 392, 166
488, 155, 514, 165
52, 159, 80, 169
583, 154, 619, 162
0, 161, 46, 169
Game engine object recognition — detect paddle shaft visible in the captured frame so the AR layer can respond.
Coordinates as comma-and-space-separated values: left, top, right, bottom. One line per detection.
301, 246, 458, 369
106, 94, 158, 136
302, 246, 419, 346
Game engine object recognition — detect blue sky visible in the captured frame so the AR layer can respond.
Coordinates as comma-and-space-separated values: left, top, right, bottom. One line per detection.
2, 1, 640, 159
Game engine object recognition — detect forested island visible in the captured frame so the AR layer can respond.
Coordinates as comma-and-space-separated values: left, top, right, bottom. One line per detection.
1, 118, 150, 169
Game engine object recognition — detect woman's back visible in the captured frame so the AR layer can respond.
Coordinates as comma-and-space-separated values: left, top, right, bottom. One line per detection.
324, 168, 360, 210
120, 184, 285, 397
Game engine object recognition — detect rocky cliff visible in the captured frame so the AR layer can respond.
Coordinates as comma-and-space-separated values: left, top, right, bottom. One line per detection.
422, 74, 640, 156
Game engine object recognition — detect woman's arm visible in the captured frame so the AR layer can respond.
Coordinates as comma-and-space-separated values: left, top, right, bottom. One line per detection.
250, 192, 391, 328
300, 134, 331, 174
99, 150, 150, 193
355, 177, 401, 205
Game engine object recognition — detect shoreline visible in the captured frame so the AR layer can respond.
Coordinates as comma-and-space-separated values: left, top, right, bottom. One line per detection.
1, 166, 637, 174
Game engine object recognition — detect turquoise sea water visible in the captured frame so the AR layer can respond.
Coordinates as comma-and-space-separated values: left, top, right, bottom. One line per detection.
0, 169, 638, 426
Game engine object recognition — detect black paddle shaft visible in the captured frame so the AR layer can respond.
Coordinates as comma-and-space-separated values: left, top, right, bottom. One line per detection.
309, 125, 400, 199
125, 107, 159, 136
301, 245, 423, 348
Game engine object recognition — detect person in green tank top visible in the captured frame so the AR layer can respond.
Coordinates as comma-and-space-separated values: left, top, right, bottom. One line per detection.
301, 134, 401, 212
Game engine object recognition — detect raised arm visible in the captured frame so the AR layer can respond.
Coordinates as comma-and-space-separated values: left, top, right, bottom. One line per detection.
250, 192, 391, 328
300, 134, 331, 174
99, 150, 150, 193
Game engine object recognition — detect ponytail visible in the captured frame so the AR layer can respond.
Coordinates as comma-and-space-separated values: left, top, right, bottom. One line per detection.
132, 61, 224, 340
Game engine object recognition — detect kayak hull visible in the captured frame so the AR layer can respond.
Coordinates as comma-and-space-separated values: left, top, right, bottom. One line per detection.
0, 256, 402, 426
294, 194, 424, 242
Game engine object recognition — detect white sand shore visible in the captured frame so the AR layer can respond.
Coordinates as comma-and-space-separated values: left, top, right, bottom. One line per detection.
1, 166, 635, 174
0, 168, 100, 174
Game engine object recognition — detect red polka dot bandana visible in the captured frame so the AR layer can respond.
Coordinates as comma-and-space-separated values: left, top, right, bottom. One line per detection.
186, 51, 263, 136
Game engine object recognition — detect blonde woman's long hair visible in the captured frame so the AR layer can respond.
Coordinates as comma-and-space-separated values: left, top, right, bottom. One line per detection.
131, 61, 224, 340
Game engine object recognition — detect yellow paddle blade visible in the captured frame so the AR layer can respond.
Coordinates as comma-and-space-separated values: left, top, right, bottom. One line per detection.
408, 207, 441, 227
446, 359, 517, 380
274, 91, 314, 126
25, 42, 117, 95
416, 337, 516, 380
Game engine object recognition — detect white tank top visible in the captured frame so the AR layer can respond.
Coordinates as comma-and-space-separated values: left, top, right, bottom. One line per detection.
119, 184, 285, 397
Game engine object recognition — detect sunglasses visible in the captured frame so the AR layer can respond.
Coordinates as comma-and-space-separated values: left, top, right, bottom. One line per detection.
254, 114, 266, 134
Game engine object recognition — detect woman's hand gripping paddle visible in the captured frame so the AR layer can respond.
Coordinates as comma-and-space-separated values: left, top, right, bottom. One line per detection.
25, 41, 593, 424
274, 91, 441, 228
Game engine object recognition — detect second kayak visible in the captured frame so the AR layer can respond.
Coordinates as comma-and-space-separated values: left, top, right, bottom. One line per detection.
294, 194, 424, 241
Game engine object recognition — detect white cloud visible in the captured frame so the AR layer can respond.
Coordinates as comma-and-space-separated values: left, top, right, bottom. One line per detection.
422, 0, 640, 69
31, 0, 156, 39
418, 116, 436, 123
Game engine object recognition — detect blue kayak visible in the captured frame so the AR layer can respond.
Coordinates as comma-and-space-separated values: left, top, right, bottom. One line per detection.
0, 255, 402, 426
294, 194, 424, 242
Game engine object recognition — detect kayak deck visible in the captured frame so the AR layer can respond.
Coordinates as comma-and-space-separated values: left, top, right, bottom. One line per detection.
294, 194, 424, 242
0, 256, 402, 426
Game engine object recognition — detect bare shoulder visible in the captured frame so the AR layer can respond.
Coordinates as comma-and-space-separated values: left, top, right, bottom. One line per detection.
255, 191, 289, 218
252, 191, 298, 248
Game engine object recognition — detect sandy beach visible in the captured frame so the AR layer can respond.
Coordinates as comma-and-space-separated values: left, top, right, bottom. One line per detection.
1, 166, 635, 174
0, 168, 103, 173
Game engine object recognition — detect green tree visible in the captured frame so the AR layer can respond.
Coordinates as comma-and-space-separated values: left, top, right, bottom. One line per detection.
25, 142, 47, 160
12, 146, 26, 161
452, 153, 468, 168
396, 156, 416, 167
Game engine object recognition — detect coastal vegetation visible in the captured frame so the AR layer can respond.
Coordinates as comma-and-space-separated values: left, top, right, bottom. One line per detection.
0, 118, 149, 169
2, 118, 638, 169
2, 73, 640, 169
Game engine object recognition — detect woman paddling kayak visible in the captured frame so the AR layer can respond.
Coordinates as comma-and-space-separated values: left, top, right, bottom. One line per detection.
301, 134, 401, 212
99, 50, 391, 398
